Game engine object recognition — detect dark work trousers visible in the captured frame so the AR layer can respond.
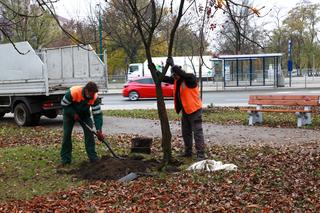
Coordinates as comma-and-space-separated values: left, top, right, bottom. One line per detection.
60, 113, 98, 164
181, 109, 205, 155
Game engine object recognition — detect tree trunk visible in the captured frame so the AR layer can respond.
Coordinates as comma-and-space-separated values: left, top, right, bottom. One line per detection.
148, 69, 172, 163
155, 82, 172, 163
146, 52, 172, 163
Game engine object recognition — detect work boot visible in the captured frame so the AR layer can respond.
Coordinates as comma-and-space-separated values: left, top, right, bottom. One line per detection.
178, 152, 192, 158
56, 162, 70, 169
89, 157, 100, 163
196, 152, 206, 161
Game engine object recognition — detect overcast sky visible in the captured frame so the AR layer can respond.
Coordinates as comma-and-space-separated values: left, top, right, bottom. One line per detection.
53, 0, 318, 51
54, 0, 104, 19
54, 0, 318, 20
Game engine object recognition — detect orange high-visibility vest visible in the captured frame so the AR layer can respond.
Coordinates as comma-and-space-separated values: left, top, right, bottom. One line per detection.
173, 80, 202, 114
70, 86, 98, 105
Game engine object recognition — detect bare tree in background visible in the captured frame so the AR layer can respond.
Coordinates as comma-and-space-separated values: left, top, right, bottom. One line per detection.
103, 0, 144, 64
178, 0, 263, 98
0, 0, 99, 52
215, 0, 264, 54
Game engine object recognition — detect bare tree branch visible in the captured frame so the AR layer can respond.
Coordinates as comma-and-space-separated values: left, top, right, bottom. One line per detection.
34, 0, 95, 51
225, 0, 264, 50
0, 28, 30, 54
0, 0, 43, 17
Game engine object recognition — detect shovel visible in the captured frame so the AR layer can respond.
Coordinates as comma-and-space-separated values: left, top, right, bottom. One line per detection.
78, 119, 123, 159
118, 172, 155, 182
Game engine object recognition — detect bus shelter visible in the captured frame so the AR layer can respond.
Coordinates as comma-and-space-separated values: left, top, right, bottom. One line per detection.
211, 53, 284, 87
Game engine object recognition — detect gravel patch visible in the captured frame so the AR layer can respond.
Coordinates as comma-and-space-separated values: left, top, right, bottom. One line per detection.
103, 116, 320, 147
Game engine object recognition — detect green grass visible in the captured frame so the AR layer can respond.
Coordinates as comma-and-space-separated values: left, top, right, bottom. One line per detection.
0, 140, 107, 201
105, 109, 180, 121
103, 108, 247, 124
202, 108, 247, 125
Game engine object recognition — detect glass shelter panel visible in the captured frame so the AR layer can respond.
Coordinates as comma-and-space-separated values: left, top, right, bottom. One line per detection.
216, 54, 282, 87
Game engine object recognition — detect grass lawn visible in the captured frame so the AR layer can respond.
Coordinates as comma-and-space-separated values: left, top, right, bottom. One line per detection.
104, 107, 320, 129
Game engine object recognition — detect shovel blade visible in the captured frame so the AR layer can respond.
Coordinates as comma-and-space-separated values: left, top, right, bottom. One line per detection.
118, 172, 139, 182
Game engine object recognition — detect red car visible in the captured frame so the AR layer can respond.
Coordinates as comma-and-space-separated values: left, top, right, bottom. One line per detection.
122, 77, 174, 100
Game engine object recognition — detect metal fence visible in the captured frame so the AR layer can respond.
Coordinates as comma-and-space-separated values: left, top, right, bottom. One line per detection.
108, 75, 127, 84
107, 73, 320, 91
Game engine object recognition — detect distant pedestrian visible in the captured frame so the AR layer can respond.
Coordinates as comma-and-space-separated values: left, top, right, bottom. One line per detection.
161, 57, 206, 160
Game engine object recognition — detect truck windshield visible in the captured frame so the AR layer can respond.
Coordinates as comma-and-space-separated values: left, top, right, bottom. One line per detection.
129, 65, 139, 73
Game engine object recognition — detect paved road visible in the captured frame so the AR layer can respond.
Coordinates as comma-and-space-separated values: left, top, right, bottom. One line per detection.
102, 88, 320, 109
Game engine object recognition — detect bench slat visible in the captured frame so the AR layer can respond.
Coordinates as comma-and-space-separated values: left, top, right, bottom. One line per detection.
251, 95, 319, 100
241, 108, 312, 113
249, 95, 320, 106
248, 100, 319, 106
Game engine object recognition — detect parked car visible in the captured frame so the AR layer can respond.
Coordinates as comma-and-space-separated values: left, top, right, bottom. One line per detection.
122, 77, 173, 101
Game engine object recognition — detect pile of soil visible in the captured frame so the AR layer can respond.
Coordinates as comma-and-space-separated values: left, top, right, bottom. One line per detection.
71, 156, 160, 181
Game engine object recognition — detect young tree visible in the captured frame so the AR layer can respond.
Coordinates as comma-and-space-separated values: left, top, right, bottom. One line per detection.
106, 0, 262, 164
113, 0, 187, 164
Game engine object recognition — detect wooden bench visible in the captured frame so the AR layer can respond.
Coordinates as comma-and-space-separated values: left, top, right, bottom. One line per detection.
241, 95, 320, 127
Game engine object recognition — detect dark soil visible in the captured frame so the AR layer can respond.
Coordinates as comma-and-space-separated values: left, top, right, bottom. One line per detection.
71, 156, 160, 181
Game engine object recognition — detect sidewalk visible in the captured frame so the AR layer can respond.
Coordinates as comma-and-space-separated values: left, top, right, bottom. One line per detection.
102, 116, 320, 147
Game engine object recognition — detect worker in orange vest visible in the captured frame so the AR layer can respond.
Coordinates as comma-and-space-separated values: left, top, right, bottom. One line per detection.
59, 81, 104, 166
161, 57, 205, 160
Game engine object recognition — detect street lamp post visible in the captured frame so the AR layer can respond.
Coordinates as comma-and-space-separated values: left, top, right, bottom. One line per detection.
288, 39, 293, 87
97, 3, 103, 62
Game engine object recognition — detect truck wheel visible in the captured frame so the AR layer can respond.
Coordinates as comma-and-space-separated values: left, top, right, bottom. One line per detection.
14, 103, 32, 126
129, 91, 139, 101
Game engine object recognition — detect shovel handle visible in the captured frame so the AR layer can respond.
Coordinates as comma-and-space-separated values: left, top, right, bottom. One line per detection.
78, 120, 122, 159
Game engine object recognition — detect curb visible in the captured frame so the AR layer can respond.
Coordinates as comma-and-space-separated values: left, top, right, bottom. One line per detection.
104, 86, 320, 95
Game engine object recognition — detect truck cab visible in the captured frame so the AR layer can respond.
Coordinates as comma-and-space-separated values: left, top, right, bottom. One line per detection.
127, 56, 215, 81
127, 63, 144, 80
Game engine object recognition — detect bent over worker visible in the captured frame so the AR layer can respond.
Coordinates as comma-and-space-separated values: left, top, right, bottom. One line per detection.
59, 81, 104, 166
161, 57, 206, 159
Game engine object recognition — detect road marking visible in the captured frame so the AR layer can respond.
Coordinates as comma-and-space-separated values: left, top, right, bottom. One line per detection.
274, 91, 292, 94
225, 98, 248, 101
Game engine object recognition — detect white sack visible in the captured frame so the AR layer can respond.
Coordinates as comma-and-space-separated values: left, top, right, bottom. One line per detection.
187, 159, 237, 172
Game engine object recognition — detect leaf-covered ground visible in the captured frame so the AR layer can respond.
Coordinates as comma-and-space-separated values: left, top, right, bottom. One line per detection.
0, 120, 320, 211
1, 142, 319, 211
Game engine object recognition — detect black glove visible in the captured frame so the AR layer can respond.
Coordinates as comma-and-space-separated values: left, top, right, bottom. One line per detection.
172, 65, 185, 77
166, 57, 174, 66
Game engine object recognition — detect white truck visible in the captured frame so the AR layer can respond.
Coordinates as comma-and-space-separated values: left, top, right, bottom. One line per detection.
127, 56, 214, 80
0, 41, 107, 126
